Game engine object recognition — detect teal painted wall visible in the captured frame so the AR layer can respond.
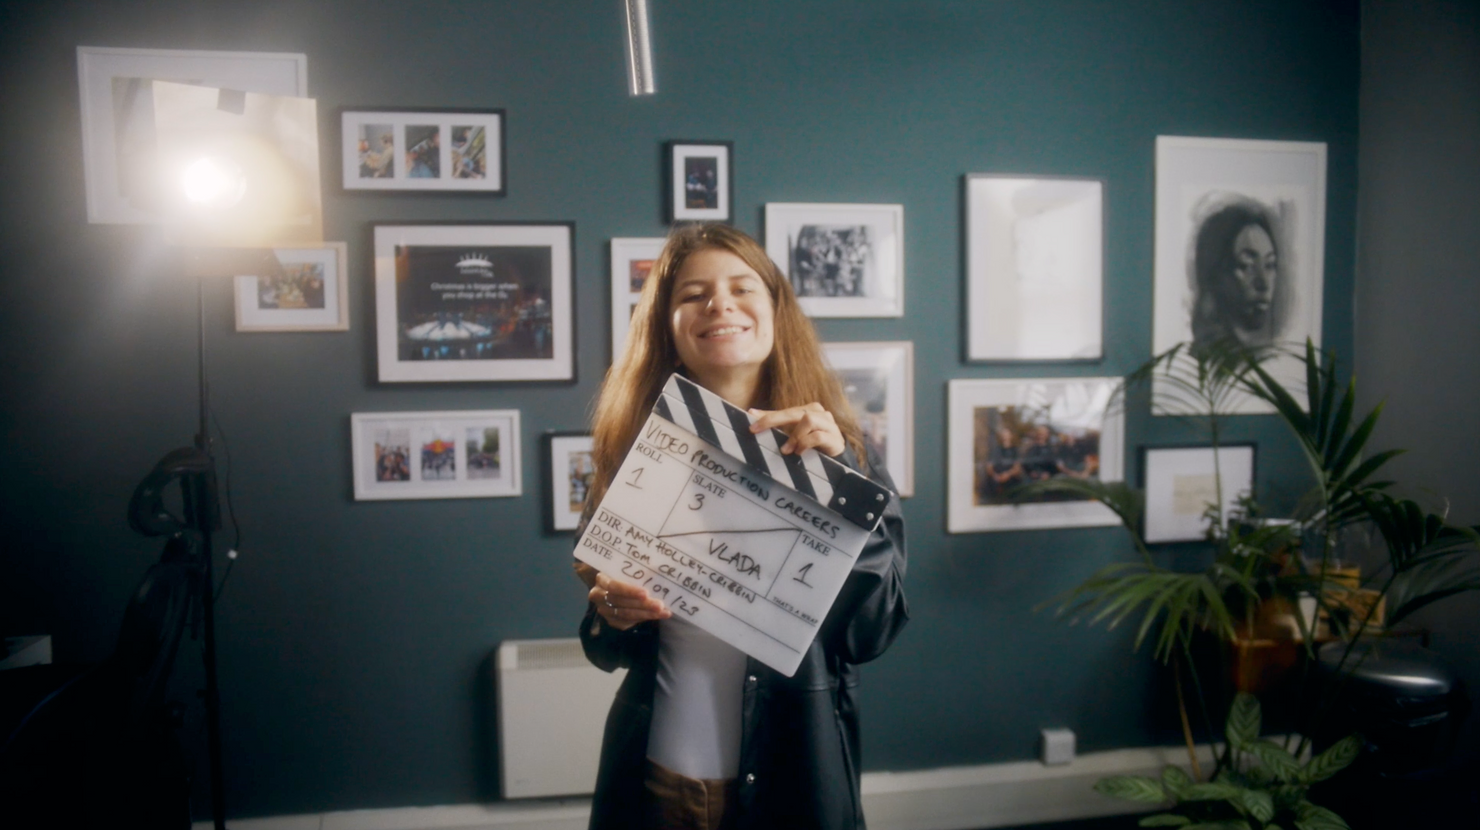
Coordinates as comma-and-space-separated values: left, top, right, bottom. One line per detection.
0, 0, 1360, 819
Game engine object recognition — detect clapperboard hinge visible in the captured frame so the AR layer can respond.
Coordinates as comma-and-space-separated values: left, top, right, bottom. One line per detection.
654, 373, 892, 532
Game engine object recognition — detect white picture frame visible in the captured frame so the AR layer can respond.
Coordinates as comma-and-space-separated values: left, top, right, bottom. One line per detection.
1153, 136, 1327, 414
609, 237, 665, 361
948, 378, 1124, 533
1141, 444, 1257, 544
233, 242, 349, 332
765, 202, 904, 318
822, 341, 914, 497
373, 223, 573, 383
341, 109, 504, 192
965, 175, 1103, 361
352, 410, 521, 501
77, 46, 308, 225
666, 141, 732, 222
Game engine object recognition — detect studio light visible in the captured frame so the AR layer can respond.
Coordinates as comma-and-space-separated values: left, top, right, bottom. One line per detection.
180, 157, 245, 210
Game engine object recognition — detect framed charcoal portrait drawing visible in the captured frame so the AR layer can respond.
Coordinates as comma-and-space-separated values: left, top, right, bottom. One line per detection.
373, 223, 573, 382
351, 409, 521, 501
947, 377, 1124, 533
764, 203, 904, 318
665, 141, 731, 222
1153, 136, 1326, 414
822, 341, 914, 497
965, 175, 1103, 361
342, 108, 504, 193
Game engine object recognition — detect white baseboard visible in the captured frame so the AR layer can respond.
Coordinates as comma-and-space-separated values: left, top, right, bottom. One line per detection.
194, 743, 1213, 830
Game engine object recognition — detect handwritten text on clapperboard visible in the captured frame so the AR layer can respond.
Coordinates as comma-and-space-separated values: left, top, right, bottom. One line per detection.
575, 412, 871, 676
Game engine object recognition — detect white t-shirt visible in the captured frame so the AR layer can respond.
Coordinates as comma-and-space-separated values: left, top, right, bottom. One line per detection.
645, 616, 748, 779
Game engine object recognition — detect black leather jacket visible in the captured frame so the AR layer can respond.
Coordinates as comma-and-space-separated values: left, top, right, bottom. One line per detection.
577, 447, 908, 830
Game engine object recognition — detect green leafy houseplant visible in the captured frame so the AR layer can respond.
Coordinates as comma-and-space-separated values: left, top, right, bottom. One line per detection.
1023, 340, 1480, 823
1096, 692, 1360, 830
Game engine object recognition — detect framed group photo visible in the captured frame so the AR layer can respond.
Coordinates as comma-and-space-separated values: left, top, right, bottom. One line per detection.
610, 237, 664, 360
965, 175, 1103, 361
233, 242, 349, 332
765, 202, 904, 318
822, 341, 914, 497
373, 223, 573, 382
342, 108, 504, 192
665, 141, 731, 222
947, 377, 1124, 533
351, 410, 522, 501
1141, 444, 1257, 544
543, 431, 595, 532
1153, 136, 1327, 414
77, 46, 309, 224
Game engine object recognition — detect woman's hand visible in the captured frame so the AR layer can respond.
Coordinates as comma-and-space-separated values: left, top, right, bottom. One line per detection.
588, 571, 671, 631
748, 402, 846, 458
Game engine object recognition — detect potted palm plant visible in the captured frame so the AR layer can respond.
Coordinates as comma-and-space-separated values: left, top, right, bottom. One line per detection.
1023, 341, 1480, 828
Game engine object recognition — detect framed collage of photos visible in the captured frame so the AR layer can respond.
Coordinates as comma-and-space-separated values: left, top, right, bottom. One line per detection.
609, 237, 664, 360
947, 378, 1124, 533
373, 223, 573, 382
965, 175, 1103, 361
341, 108, 505, 193
665, 141, 731, 222
233, 242, 349, 332
77, 46, 309, 225
765, 202, 904, 318
1141, 444, 1256, 544
351, 410, 521, 501
544, 432, 595, 532
822, 342, 914, 497
1153, 136, 1326, 414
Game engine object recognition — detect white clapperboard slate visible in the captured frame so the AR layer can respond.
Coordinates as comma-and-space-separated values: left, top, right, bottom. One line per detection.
574, 374, 893, 676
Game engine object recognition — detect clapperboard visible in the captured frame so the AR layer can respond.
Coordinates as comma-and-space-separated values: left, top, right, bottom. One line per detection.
574, 373, 893, 676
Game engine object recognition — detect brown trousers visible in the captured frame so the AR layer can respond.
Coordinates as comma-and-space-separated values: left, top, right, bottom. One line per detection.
642, 759, 739, 830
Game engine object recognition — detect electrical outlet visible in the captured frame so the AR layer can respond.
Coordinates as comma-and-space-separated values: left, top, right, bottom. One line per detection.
1040, 727, 1075, 765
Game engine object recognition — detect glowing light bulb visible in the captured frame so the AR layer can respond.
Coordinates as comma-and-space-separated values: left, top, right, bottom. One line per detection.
181, 157, 244, 209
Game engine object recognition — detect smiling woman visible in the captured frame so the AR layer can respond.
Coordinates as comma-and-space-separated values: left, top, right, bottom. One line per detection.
571, 223, 909, 830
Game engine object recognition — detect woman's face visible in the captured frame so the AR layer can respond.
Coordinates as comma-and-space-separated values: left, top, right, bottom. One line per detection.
669, 247, 776, 389
1222, 223, 1277, 330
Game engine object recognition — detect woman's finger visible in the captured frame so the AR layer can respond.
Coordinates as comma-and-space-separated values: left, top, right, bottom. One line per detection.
591, 573, 671, 629
749, 404, 845, 457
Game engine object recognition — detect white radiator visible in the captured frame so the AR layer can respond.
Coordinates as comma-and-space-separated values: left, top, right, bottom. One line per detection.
496, 637, 627, 799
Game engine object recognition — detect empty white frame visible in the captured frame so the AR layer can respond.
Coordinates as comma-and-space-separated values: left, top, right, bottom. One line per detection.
77, 46, 308, 224
966, 175, 1103, 361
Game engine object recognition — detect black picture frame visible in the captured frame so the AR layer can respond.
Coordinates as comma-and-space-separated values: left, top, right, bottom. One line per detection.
341, 107, 506, 194
663, 140, 733, 223
543, 430, 595, 533
1138, 443, 1258, 543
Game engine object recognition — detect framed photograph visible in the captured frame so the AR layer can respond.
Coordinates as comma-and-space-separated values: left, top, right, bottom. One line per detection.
342, 108, 504, 193
77, 46, 308, 225
373, 223, 573, 383
765, 203, 904, 318
233, 242, 349, 332
351, 410, 521, 500
947, 378, 1124, 533
610, 237, 665, 360
665, 141, 731, 222
965, 175, 1103, 361
1141, 444, 1257, 544
822, 342, 914, 497
1153, 136, 1327, 414
544, 432, 595, 532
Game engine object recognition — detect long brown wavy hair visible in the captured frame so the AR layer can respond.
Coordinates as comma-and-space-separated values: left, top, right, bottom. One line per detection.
586, 223, 864, 510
